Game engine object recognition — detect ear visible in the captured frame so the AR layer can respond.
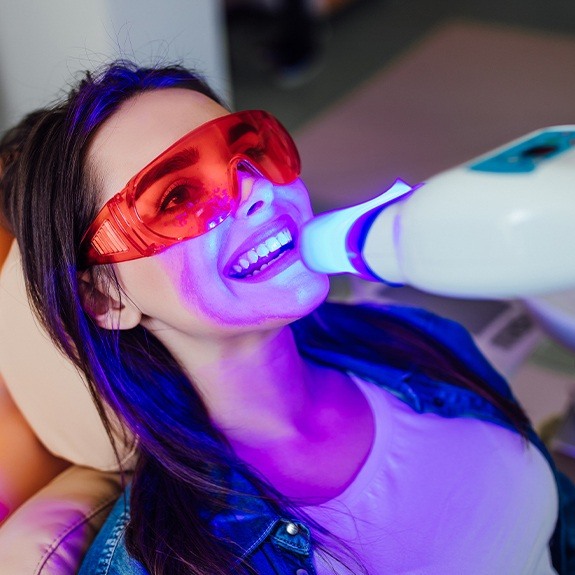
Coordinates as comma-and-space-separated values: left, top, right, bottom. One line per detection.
78, 271, 142, 330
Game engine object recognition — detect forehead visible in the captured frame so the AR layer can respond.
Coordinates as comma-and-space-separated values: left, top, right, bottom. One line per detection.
87, 88, 229, 202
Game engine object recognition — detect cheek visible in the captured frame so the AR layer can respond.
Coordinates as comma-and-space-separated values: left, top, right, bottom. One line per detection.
117, 257, 221, 333
113, 259, 180, 315
286, 179, 314, 214
148, 236, 233, 324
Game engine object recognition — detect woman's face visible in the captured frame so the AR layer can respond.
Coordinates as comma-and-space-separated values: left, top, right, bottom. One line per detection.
86, 88, 330, 341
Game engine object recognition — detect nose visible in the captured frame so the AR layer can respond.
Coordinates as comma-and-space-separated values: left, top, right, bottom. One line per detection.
234, 166, 274, 218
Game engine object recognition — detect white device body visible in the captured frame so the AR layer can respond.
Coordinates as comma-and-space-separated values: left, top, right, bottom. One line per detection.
302, 126, 575, 299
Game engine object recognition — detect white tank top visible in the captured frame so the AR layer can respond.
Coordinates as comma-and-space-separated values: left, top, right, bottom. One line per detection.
304, 375, 559, 575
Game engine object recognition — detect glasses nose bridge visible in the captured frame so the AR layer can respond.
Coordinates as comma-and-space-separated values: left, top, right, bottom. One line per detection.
232, 158, 274, 217
234, 155, 262, 176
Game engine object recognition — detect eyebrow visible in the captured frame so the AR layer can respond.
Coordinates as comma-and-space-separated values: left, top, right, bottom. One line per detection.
227, 122, 259, 145
135, 147, 200, 199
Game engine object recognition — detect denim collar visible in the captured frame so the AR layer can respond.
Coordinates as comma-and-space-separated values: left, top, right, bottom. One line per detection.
208, 470, 312, 562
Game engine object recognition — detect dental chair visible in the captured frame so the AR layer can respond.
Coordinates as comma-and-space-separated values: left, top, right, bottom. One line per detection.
0, 239, 135, 574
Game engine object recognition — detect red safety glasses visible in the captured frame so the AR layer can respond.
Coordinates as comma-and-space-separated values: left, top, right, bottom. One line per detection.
78, 110, 301, 267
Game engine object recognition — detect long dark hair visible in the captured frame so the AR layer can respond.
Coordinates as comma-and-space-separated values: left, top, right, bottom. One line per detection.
0, 61, 530, 575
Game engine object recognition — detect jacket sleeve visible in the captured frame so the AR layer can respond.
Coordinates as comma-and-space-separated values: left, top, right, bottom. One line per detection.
547, 468, 575, 574
78, 488, 149, 575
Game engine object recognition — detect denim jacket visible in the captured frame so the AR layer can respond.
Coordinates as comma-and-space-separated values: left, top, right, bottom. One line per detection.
79, 303, 575, 575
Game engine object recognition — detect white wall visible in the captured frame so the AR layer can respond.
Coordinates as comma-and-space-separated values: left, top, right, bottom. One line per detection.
0, 0, 230, 131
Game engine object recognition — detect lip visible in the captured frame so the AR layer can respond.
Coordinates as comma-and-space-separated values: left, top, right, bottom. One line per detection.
223, 214, 300, 282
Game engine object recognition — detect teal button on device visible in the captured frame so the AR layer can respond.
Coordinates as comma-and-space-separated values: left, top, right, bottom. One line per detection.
471, 129, 575, 173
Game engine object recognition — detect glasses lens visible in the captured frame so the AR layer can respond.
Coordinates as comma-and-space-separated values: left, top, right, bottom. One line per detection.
132, 111, 300, 240
133, 169, 235, 239
236, 114, 300, 185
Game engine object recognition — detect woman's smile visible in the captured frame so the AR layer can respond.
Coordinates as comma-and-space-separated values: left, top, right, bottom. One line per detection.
224, 214, 298, 282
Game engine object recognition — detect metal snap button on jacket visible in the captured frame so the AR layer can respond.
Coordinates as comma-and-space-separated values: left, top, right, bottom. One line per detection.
286, 522, 299, 536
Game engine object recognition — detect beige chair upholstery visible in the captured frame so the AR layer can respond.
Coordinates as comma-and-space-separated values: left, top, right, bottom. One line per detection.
0, 465, 124, 575
0, 241, 134, 572
0, 242, 135, 471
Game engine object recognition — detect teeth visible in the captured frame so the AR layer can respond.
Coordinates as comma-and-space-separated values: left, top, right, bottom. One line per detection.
256, 244, 270, 257
229, 227, 294, 278
265, 237, 282, 252
247, 249, 258, 263
277, 230, 291, 246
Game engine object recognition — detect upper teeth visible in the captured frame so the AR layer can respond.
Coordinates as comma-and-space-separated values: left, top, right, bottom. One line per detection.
232, 228, 292, 274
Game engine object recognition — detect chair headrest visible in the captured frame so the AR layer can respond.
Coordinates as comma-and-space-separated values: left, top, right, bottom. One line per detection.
0, 242, 135, 470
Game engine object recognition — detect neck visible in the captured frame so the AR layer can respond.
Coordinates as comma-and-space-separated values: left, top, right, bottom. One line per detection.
159, 325, 320, 440
149, 321, 374, 502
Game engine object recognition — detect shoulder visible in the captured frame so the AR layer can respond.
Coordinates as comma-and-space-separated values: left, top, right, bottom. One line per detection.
78, 486, 148, 575
300, 300, 468, 341
298, 301, 512, 394
313, 300, 476, 347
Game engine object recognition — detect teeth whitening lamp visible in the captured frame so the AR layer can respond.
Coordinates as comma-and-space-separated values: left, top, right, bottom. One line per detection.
301, 126, 575, 301
302, 126, 575, 451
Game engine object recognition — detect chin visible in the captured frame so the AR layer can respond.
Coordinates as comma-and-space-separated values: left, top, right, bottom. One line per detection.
256, 273, 329, 325
290, 272, 330, 314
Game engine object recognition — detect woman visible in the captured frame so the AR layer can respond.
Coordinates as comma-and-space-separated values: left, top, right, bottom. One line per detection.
0, 61, 573, 575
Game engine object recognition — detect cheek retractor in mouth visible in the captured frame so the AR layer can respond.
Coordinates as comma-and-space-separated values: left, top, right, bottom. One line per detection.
229, 228, 294, 279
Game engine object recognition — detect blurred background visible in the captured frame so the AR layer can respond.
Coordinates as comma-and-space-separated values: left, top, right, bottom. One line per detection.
1, 0, 575, 470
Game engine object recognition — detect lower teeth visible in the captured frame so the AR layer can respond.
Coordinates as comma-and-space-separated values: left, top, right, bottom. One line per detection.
244, 250, 286, 278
